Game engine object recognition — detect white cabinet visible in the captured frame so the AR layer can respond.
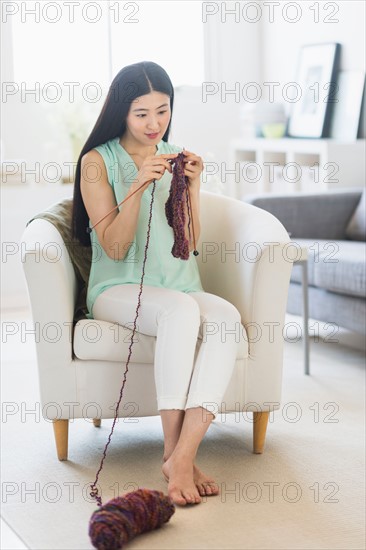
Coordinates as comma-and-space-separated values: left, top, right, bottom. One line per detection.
228, 138, 366, 200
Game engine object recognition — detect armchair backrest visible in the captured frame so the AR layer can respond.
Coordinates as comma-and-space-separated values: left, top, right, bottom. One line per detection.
24, 191, 292, 329
25, 198, 91, 323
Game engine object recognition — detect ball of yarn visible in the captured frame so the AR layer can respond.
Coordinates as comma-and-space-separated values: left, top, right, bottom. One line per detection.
89, 488, 175, 550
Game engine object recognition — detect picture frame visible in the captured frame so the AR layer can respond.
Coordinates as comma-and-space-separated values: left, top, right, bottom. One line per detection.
328, 70, 365, 140
286, 42, 341, 139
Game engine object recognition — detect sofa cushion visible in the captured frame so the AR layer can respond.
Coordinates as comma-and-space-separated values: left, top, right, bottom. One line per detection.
313, 241, 366, 298
287, 283, 366, 334
290, 239, 365, 298
345, 190, 366, 241
73, 319, 249, 362
289, 239, 334, 287
245, 191, 363, 240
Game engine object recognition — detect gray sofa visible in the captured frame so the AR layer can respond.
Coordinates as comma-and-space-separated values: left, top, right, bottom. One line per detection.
244, 189, 366, 335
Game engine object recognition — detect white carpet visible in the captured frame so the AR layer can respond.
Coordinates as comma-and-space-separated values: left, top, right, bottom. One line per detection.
1, 310, 365, 550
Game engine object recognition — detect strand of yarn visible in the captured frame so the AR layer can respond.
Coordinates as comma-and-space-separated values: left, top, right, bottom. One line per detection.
89, 154, 196, 508
89, 488, 175, 550
186, 179, 197, 255
89, 179, 158, 508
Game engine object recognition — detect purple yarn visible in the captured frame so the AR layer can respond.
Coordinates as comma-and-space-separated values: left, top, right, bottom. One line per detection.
165, 152, 191, 260
89, 488, 175, 550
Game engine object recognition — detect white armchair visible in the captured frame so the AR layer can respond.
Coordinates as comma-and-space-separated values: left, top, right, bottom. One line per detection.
20, 191, 293, 461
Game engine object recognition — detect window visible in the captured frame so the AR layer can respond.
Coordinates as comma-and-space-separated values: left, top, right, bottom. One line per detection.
110, 1, 205, 87
7, 1, 205, 166
10, 1, 205, 89
10, 1, 110, 88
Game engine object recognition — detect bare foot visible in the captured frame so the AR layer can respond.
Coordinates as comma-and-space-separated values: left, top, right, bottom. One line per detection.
162, 455, 202, 506
191, 463, 220, 496
163, 457, 219, 497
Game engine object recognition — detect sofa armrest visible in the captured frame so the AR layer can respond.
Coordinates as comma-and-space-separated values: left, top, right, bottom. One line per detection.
244, 189, 363, 239
20, 219, 78, 404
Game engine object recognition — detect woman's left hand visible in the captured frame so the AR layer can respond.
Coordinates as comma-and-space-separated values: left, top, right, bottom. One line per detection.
182, 149, 203, 190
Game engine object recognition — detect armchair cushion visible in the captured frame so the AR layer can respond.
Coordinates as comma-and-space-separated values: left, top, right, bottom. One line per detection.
73, 318, 249, 362
73, 319, 157, 363
26, 198, 91, 324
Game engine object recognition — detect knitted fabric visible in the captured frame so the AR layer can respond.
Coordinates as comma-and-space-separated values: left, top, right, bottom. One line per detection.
165, 151, 192, 259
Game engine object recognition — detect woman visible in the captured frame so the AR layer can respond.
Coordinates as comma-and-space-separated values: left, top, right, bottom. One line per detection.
72, 61, 241, 506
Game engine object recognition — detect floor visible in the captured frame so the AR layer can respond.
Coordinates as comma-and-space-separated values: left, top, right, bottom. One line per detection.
0, 517, 28, 549
1, 306, 365, 549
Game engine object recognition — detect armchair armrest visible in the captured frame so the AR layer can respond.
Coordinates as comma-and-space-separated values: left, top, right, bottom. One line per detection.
244, 189, 363, 239
198, 192, 293, 397
20, 219, 78, 404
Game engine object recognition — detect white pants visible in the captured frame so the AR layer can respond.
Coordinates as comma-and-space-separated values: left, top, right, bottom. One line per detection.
93, 284, 241, 418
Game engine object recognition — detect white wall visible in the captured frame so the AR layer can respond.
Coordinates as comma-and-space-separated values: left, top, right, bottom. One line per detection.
1, 183, 73, 309
170, 10, 262, 163
262, 1, 365, 82
261, 0, 366, 130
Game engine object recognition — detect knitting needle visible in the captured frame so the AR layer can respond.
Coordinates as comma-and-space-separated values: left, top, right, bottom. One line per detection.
86, 179, 154, 233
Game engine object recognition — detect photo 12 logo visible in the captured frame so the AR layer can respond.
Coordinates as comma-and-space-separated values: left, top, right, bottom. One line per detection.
1, 1, 140, 24
201, 2, 340, 24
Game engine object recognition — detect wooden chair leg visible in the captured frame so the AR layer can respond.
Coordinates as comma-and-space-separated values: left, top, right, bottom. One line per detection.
93, 419, 101, 428
52, 419, 69, 461
253, 411, 270, 454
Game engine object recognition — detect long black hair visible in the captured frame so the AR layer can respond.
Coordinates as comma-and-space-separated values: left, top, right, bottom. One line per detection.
71, 61, 175, 246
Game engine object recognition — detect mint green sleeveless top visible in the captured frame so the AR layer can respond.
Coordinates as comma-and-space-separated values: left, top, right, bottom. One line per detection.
85, 136, 204, 319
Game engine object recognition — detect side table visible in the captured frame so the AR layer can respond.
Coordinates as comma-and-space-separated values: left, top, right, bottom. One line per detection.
292, 245, 310, 375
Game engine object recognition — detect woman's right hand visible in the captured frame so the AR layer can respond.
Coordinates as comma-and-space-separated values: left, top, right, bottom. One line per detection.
132, 153, 179, 194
